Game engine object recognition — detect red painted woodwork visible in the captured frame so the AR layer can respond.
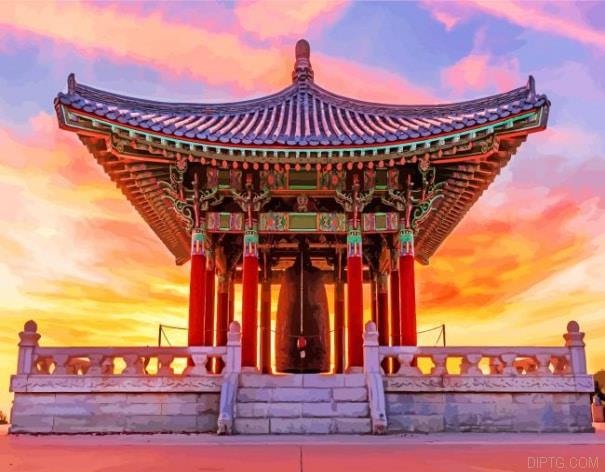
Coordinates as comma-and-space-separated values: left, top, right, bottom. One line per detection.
228, 277, 235, 325
204, 267, 215, 346
260, 280, 272, 374
242, 255, 259, 368
188, 254, 206, 346
216, 275, 229, 346
370, 276, 377, 323
399, 255, 417, 346
377, 279, 389, 347
334, 280, 345, 373
346, 255, 364, 369
390, 270, 401, 346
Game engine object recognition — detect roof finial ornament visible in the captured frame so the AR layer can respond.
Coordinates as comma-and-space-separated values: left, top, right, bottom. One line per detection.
292, 39, 314, 84
67, 73, 76, 94
527, 75, 536, 102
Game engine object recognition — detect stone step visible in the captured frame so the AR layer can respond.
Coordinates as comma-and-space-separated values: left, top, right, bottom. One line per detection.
239, 373, 366, 389
233, 417, 372, 435
236, 401, 369, 418
237, 386, 368, 403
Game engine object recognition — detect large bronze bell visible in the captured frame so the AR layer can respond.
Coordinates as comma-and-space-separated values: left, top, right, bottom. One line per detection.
275, 251, 330, 373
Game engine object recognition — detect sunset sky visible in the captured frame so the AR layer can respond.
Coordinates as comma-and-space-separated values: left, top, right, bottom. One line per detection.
1, 1, 604, 414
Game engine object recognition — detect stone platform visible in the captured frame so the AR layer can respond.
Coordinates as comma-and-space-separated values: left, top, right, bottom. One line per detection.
8, 320, 595, 434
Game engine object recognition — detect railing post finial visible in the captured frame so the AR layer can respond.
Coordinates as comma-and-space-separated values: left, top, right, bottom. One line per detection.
564, 320, 587, 375
17, 320, 40, 375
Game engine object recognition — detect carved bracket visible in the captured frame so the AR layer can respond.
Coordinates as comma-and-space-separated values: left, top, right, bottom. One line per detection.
160, 160, 223, 231
381, 163, 445, 232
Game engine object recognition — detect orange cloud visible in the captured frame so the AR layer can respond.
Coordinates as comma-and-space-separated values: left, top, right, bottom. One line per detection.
0, 114, 192, 413
234, 0, 349, 40
418, 189, 593, 315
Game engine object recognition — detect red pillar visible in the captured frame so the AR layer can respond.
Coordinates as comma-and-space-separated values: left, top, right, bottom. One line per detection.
228, 275, 235, 325
370, 274, 377, 323
260, 279, 272, 374
241, 228, 259, 368
399, 228, 417, 346
216, 273, 229, 347
377, 273, 389, 346
346, 227, 364, 370
188, 229, 206, 346
204, 252, 216, 346
390, 269, 401, 346
334, 279, 345, 373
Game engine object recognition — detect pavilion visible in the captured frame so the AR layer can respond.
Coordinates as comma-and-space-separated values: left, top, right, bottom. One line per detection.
9, 39, 596, 436
54, 39, 550, 374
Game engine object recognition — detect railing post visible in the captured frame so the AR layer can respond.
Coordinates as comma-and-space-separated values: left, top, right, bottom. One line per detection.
363, 321, 380, 374
563, 320, 587, 375
225, 321, 242, 373
217, 321, 242, 435
17, 320, 40, 375
363, 321, 387, 434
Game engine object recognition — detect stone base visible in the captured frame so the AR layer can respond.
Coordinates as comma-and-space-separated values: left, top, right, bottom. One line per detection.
385, 392, 594, 433
10, 392, 220, 434
234, 374, 372, 434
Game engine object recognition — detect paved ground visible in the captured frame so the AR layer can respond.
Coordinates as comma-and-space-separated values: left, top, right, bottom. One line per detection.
1, 424, 604, 472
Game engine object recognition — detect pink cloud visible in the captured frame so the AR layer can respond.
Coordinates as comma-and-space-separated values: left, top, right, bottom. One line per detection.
0, 2, 290, 94
314, 52, 437, 104
0, 1, 435, 103
234, 1, 349, 40
423, 0, 605, 50
421, 1, 470, 31
442, 53, 521, 94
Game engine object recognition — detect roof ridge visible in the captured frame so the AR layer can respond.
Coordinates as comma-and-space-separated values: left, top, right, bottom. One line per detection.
64, 73, 299, 114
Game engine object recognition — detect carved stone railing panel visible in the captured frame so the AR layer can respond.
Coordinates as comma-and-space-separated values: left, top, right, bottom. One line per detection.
10, 320, 242, 395
367, 321, 593, 393
23, 345, 227, 378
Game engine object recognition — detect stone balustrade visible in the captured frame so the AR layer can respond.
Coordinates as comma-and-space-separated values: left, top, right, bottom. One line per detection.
11, 320, 242, 394
365, 321, 593, 393
362, 320, 594, 433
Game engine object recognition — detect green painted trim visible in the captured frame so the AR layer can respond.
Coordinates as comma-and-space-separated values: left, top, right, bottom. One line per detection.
289, 185, 317, 190
62, 105, 542, 161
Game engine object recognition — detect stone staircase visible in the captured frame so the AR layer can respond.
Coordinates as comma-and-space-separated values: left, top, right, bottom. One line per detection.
233, 374, 372, 434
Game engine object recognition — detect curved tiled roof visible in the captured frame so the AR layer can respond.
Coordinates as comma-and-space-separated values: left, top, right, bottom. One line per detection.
55, 40, 548, 149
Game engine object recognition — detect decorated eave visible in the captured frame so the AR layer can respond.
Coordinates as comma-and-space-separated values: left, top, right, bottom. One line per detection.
54, 40, 549, 265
